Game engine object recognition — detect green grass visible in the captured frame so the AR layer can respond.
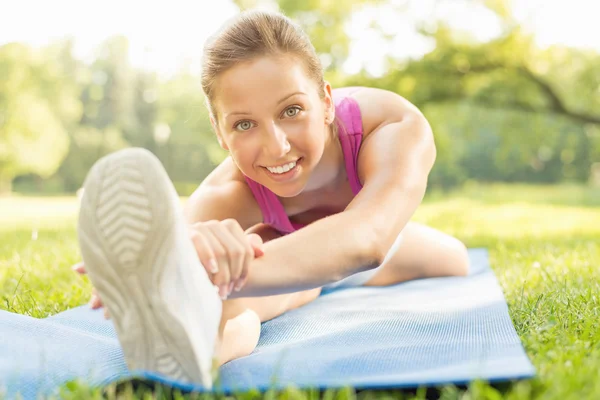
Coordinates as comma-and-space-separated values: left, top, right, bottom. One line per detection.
1, 183, 599, 399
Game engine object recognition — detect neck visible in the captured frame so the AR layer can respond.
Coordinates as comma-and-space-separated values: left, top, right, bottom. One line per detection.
303, 125, 347, 194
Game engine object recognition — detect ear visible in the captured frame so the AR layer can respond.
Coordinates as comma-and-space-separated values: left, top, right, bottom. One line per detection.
211, 114, 229, 151
323, 81, 335, 124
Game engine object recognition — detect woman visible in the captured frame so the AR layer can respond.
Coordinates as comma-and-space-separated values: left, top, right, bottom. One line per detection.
75, 9, 469, 389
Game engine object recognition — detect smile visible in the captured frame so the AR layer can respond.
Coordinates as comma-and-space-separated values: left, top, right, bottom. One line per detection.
262, 158, 303, 182
266, 160, 298, 174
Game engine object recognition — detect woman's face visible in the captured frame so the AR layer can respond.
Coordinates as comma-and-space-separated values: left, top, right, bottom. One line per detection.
211, 55, 334, 198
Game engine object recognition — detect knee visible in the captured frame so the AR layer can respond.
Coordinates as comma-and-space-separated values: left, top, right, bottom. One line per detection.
221, 298, 245, 321
445, 238, 470, 277
290, 287, 322, 309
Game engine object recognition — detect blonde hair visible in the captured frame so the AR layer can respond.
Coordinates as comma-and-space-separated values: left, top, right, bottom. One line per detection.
201, 9, 337, 137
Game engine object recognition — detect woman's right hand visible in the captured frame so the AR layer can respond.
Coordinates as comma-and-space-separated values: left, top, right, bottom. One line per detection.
188, 219, 265, 300
72, 218, 264, 312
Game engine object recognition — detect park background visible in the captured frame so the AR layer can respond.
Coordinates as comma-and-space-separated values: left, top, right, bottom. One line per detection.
1, 0, 599, 399
1, 0, 599, 195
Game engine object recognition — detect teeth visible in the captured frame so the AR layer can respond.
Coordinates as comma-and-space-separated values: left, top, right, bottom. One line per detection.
267, 160, 297, 174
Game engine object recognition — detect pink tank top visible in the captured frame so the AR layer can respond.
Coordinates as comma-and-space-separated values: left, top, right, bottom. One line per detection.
244, 87, 364, 234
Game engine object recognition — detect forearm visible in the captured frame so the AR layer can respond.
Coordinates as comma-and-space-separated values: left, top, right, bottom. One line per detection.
229, 210, 379, 298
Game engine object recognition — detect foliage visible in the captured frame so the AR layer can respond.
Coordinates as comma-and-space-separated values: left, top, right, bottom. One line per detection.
234, 0, 384, 75
2, 184, 600, 399
2, 0, 600, 194
347, 21, 600, 188
0, 42, 78, 193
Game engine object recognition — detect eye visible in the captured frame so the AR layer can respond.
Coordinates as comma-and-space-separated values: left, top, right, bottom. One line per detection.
283, 106, 302, 118
234, 120, 254, 131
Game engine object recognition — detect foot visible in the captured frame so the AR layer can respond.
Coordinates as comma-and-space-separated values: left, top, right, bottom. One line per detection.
77, 148, 222, 388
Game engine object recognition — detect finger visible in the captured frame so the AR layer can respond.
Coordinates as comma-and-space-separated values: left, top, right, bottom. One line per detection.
89, 294, 96, 308
235, 264, 252, 292
72, 262, 86, 274
90, 289, 103, 309
207, 224, 242, 298
213, 220, 248, 294
90, 295, 102, 309
246, 233, 265, 257
223, 219, 255, 292
202, 226, 231, 299
104, 308, 110, 320
189, 226, 219, 276
231, 232, 265, 292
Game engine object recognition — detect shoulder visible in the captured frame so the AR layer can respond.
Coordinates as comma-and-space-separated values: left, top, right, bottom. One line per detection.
335, 87, 424, 138
184, 156, 263, 230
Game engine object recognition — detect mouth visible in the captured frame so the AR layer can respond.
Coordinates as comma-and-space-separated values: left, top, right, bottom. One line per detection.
262, 157, 303, 181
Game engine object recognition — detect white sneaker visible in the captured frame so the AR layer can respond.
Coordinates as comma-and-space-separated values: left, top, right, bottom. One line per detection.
77, 148, 222, 388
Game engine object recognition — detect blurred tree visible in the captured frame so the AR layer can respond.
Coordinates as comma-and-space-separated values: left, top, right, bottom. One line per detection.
56, 36, 134, 191
126, 70, 159, 151
55, 37, 219, 193
233, 0, 383, 81
408, 30, 600, 125
0, 42, 79, 194
156, 72, 222, 184
344, 0, 600, 188
6, 0, 600, 193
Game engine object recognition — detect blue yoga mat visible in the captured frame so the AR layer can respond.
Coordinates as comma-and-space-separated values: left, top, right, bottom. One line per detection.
0, 249, 534, 399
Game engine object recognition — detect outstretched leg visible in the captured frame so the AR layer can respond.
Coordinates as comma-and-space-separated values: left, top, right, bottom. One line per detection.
78, 148, 223, 387
363, 221, 469, 286
214, 223, 321, 365
78, 148, 321, 386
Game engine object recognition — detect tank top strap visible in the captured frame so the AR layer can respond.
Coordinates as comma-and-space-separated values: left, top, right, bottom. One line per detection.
334, 94, 364, 195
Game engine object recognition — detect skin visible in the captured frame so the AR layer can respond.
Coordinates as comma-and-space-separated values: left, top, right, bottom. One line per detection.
82, 53, 470, 366
212, 55, 340, 198
183, 54, 470, 364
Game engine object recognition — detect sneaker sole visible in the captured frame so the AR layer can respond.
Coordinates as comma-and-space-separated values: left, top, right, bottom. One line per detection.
77, 148, 218, 388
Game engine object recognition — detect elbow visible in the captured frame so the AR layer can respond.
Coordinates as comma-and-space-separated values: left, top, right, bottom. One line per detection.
368, 185, 429, 267
366, 223, 397, 269
416, 111, 437, 173
347, 221, 384, 274
370, 232, 389, 269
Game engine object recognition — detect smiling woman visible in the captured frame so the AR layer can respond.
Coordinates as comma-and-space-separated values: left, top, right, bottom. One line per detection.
187, 5, 468, 372
209, 56, 336, 198
74, 8, 469, 389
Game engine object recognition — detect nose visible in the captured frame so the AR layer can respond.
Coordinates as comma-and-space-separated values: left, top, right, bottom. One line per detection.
262, 122, 291, 159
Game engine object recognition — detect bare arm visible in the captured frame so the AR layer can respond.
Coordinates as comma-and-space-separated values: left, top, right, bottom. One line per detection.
228, 208, 381, 297
184, 157, 263, 230
185, 158, 379, 297
228, 88, 435, 298
187, 89, 435, 298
